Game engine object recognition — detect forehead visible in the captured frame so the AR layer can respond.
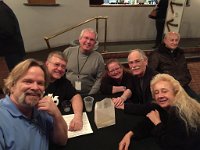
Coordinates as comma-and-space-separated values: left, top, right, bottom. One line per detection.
108, 62, 120, 68
82, 31, 96, 38
20, 66, 45, 81
50, 55, 66, 64
128, 51, 142, 61
165, 33, 179, 40
153, 80, 173, 90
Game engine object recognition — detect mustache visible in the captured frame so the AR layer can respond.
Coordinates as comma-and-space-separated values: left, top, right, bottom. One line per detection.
26, 90, 44, 98
19, 90, 44, 102
130, 66, 140, 70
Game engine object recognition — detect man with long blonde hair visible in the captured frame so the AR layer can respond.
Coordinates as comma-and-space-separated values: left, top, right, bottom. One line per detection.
0, 59, 68, 149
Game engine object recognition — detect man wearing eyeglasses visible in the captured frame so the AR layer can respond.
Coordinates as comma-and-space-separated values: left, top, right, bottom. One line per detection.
63, 28, 105, 95
125, 49, 157, 104
45, 51, 83, 131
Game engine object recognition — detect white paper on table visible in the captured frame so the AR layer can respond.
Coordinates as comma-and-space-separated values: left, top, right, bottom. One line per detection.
62, 112, 93, 138
94, 98, 116, 129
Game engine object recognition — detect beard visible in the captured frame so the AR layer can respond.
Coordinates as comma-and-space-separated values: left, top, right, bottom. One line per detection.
18, 91, 43, 108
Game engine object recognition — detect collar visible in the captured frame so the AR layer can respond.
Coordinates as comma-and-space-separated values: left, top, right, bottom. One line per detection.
0, 95, 39, 120
158, 44, 183, 56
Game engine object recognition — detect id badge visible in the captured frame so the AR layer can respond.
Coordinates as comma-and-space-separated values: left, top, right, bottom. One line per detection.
75, 80, 81, 91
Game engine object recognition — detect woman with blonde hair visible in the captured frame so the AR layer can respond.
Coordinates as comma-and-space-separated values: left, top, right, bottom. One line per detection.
117, 74, 200, 150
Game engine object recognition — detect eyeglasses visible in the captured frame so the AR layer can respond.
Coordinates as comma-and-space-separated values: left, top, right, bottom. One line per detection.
128, 59, 144, 65
109, 67, 121, 73
49, 61, 66, 70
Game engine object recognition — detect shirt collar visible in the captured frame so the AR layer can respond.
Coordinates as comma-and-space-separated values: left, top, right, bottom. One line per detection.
0, 95, 39, 120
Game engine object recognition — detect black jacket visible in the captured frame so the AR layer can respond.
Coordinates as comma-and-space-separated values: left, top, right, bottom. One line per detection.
148, 44, 191, 86
130, 67, 157, 104
0, 1, 25, 56
124, 103, 200, 150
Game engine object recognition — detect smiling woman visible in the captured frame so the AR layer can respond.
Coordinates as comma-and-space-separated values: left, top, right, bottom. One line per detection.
117, 73, 200, 150
100, 58, 133, 105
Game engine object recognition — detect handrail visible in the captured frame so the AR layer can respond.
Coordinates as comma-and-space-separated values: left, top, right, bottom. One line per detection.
44, 16, 108, 52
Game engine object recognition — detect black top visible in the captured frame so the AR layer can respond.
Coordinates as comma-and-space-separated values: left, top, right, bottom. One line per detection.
130, 67, 157, 104
100, 71, 133, 95
44, 76, 78, 111
148, 44, 191, 86
125, 103, 200, 150
157, 0, 168, 20
0, 1, 25, 56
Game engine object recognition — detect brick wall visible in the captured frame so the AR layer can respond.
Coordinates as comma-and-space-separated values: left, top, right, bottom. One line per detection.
188, 61, 200, 94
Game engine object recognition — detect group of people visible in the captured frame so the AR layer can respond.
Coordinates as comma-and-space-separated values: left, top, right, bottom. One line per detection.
0, 20, 200, 149
0, 28, 103, 149
101, 31, 200, 150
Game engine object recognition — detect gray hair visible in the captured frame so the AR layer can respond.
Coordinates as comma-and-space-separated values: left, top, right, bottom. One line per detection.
79, 28, 98, 40
128, 49, 147, 60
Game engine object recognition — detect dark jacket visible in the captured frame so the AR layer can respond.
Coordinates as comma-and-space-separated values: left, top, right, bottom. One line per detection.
124, 103, 200, 150
148, 44, 191, 86
130, 67, 157, 104
0, 1, 25, 56
100, 71, 133, 95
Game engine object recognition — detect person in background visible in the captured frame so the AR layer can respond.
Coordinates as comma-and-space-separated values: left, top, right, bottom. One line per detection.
149, 31, 200, 100
100, 59, 133, 106
45, 51, 83, 131
125, 49, 157, 104
0, 59, 68, 150
153, 0, 169, 48
0, 0, 26, 70
118, 74, 200, 150
63, 28, 105, 95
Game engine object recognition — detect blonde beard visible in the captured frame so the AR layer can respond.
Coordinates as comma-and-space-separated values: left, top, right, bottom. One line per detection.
18, 93, 40, 108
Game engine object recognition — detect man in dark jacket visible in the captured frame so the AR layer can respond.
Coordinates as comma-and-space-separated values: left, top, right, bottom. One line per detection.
125, 49, 157, 104
0, 0, 25, 70
149, 31, 200, 100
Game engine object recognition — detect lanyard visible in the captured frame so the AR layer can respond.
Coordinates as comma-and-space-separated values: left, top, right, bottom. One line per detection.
77, 48, 90, 78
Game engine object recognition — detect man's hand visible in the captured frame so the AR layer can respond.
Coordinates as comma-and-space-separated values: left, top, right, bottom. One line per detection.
69, 116, 83, 131
37, 96, 61, 117
112, 97, 125, 107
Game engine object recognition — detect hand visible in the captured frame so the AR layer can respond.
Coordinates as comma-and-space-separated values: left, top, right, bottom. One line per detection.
37, 96, 60, 117
112, 97, 125, 107
69, 116, 83, 131
113, 86, 126, 93
119, 131, 133, 150
146, 110, 161, 125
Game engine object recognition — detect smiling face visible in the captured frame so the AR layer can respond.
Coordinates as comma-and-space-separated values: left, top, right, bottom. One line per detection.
128, 51, 147, 77
107, 62, 123, 80
152, 80, 175, 108
10, 66, 45, 108
164, 32, 180, 50
46, 54, 66, 82
79, 30, 96, 54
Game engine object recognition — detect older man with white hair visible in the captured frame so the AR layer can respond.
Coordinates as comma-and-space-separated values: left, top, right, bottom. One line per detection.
149, 31, 200, 100
126, 49, 157, 104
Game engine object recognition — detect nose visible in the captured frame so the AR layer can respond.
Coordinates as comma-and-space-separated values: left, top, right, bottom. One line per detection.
129, 63, 136, 69
57, 65, 64, 71
31, 82, 40, 90
157, 92, 164, 98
